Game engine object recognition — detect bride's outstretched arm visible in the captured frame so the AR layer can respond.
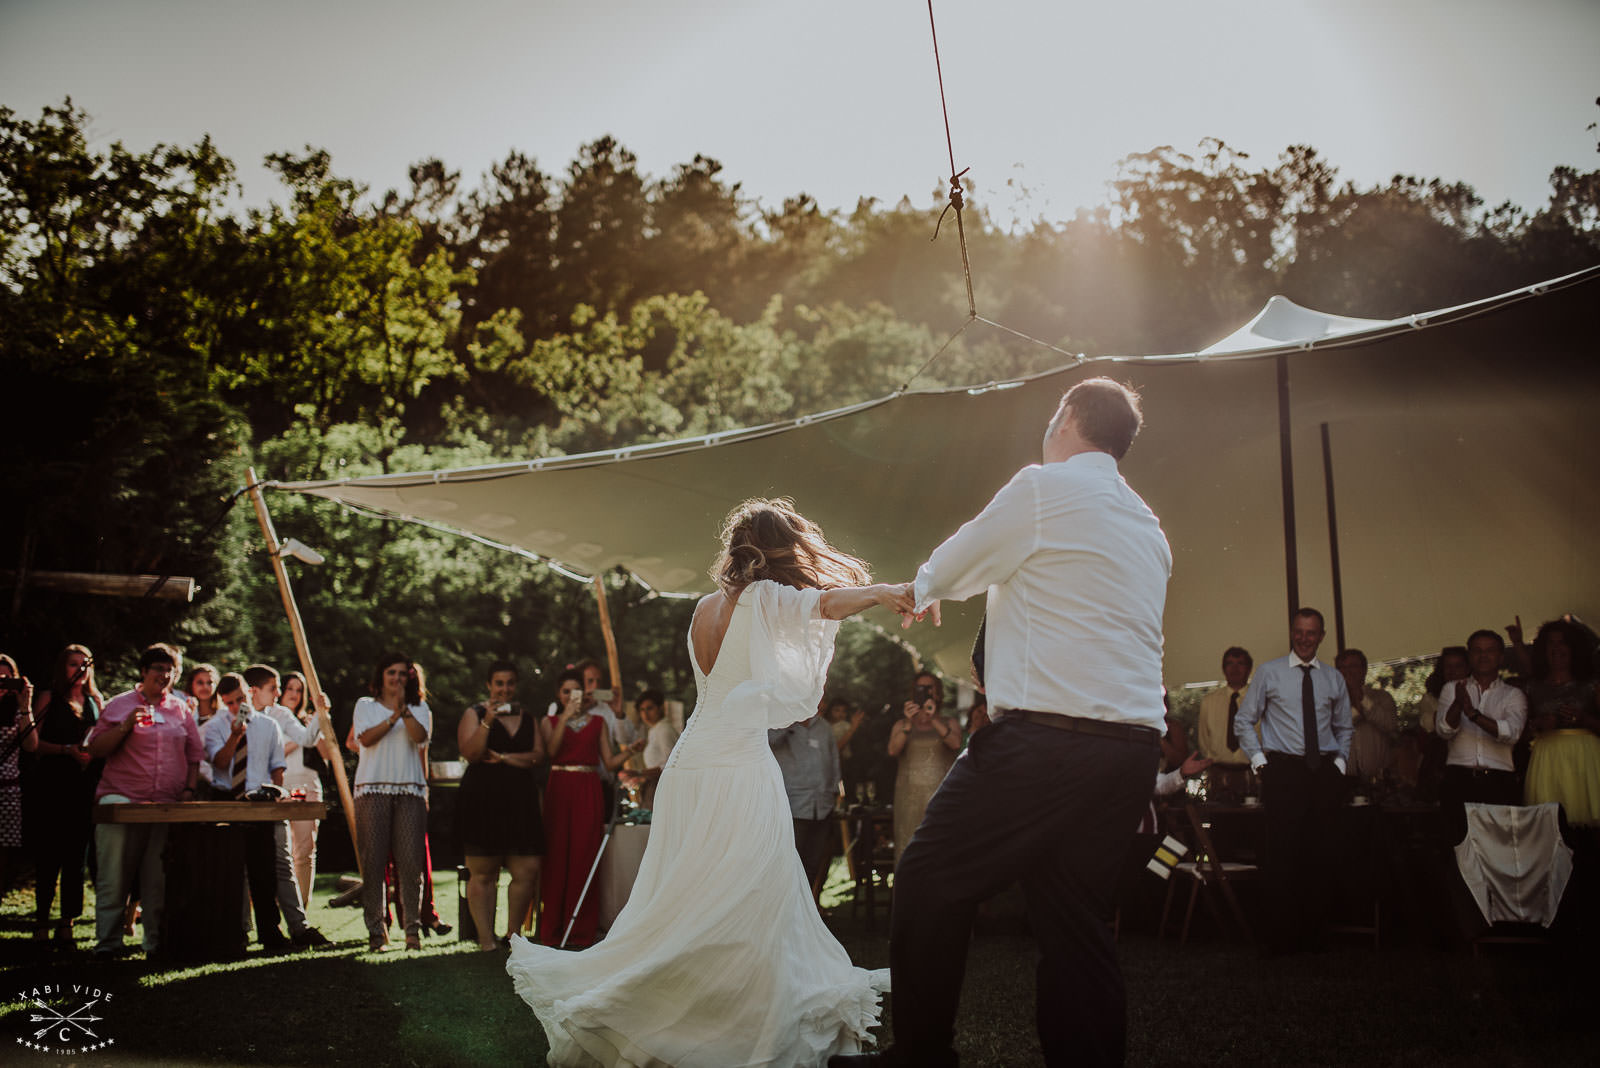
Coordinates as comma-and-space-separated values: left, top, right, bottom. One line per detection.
818, 582, 916, 621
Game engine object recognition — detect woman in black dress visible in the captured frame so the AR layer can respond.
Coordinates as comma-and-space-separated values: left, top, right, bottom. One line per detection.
456, 660, 546, 950
21, 644, 104, 944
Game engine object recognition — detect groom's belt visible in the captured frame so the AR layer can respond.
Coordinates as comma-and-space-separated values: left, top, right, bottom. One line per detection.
1001, 709, 1160, 744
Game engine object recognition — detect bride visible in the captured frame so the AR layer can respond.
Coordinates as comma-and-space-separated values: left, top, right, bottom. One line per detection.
507, 498, 914, 1067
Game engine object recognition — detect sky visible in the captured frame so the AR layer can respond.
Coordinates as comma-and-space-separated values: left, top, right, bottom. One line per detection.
2, 0, 1597, 225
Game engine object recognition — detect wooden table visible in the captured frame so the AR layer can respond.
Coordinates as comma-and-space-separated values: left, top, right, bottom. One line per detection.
94, 800, 329, 823
95, 800, 328, 961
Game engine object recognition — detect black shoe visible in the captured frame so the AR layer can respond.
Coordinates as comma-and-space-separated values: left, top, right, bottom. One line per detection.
292, 927, 332, 949
260, 930, 292, 953
428, 921, 452, 937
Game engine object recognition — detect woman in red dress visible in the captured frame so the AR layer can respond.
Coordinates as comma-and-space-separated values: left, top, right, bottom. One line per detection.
538, 667, 642, 947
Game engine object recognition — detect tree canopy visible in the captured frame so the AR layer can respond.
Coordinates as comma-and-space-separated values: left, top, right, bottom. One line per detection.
3, 98, 1595, 750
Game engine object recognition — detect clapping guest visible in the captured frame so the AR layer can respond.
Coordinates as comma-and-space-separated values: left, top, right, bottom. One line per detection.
84, 643, 203, 958
1523, 619, 1600, 827
352, 654, 432, 952
1436, 630, 1527, 844
1339, 649, 1398, 785
20, 645, 102, 945
457, 661, 546, 951
887, 672, 960, 866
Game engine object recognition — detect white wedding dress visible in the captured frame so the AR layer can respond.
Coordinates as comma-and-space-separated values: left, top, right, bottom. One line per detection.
506, 581, 889, 1067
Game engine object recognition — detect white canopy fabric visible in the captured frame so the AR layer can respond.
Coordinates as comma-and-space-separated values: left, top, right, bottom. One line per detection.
273, 266, 1600, 685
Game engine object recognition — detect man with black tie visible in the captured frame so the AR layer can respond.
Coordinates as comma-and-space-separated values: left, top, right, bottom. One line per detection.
1197, 646, 1254, 799
1233, 607, 1353, 954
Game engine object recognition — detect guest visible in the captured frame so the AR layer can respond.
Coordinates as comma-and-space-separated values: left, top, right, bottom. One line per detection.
20, 644, 102, 945
538, 667, 641, 947
1414, 642, 1472, 793
771, 697, 845, 899
1418, 647, 1470, 735
276, 670, 335, 904
457, 660, 546, 951
964, 695, 991, 740
242, 664, 330, 948
184, 667, 222, 803
825, 697, 862, 755
185, 663, 220, 723
1523, 619, 1600, 827
84, 643, 203, 958
886, 673, 960, 866
1233, 607, 1352, 954
0, 655, 31, 900
1339, 649, 1399, 785
1197, 646, 1254, 799
204, 664, 293, 951
1160, 707, 1189, 774
1154, 751, 1214, 798
634, 688, 679, 808
351, 654, 432, 951
1436, 630, 1527, 845
577, 656, 632, 748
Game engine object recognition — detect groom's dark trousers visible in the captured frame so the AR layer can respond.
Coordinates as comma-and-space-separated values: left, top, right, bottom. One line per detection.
890, 713, 1157, 1067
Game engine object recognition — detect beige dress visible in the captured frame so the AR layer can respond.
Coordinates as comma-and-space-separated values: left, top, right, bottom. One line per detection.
893, 723, 958, 865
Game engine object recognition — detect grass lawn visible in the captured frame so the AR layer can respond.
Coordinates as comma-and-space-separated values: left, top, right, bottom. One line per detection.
3, 862, 1598, 1066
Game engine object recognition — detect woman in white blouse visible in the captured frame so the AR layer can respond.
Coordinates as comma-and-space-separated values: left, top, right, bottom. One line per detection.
633, 689, 679, 808
351, 654, 431, 952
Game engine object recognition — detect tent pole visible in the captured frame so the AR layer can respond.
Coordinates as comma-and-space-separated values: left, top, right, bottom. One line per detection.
1320, 423, 1346, 654
1276, 355, 1300, 621
245, 468, 362, 880
592, 574, 623, 696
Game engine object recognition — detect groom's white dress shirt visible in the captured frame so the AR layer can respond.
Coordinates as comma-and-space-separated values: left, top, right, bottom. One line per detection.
913, 451, 1172, 731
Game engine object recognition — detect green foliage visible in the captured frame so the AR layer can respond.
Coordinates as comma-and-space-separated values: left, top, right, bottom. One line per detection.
4, 96, 1597, 710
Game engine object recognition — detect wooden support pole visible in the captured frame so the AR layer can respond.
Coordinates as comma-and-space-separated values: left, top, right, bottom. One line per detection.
592, 574, 623, 695
245, 468, 362, 878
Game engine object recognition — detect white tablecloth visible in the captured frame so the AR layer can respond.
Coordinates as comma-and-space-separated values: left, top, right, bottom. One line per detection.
598, 824, 650, 929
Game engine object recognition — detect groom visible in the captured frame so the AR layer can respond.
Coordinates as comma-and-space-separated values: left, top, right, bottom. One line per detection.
835, 377, 1171, 1068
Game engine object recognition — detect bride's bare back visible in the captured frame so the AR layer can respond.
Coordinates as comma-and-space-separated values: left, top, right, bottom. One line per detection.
690, 587, 744, 677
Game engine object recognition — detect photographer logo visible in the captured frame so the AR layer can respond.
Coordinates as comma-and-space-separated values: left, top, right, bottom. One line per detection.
11, 981, 116, 1056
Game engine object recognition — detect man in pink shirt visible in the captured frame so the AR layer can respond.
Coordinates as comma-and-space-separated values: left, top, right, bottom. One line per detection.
85, 643, 203, 957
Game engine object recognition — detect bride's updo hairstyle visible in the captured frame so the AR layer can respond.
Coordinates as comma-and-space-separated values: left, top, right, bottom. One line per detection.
711, 498, 870, 593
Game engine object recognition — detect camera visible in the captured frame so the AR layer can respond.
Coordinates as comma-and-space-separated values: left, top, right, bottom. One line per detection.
0, 677, 25, 693
592, 689, 614, 705
913, 684, 936, 705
